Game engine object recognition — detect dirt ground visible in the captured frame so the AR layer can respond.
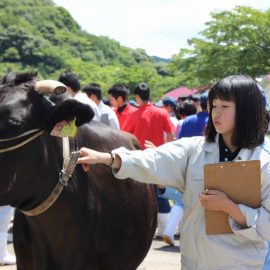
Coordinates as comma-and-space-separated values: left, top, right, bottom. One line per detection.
2, 237, 181, 270
138, 237, 181, 270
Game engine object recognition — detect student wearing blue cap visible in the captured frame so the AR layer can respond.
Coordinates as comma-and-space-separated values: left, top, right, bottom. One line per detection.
162, 96, 179, 138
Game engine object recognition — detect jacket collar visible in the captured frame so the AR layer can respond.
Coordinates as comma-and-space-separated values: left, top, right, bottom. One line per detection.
201, 134, 253, 161
201, 134, 219, 153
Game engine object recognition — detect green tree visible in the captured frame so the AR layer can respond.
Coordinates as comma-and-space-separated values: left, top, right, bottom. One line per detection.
2, 47, 20, 62
130, 48, 153, 63
170, 6, 270, 86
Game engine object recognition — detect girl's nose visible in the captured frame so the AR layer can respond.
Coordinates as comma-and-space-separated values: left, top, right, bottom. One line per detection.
213, 111, 221, 120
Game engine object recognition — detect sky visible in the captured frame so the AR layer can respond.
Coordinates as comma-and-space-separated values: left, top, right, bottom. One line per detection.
53, 0, 269, 58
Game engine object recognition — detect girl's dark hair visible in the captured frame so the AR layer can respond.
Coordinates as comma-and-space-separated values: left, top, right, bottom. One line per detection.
264, 110, 270, 134
205, 75, 265, 149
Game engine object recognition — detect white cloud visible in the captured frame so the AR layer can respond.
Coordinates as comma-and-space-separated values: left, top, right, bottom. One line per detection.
53, 0, 269, 58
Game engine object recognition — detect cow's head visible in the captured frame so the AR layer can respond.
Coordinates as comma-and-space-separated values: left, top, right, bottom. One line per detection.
0, 72, 94, 139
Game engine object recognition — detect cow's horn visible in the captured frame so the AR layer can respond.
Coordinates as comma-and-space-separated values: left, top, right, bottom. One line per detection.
35, 80, 67, 95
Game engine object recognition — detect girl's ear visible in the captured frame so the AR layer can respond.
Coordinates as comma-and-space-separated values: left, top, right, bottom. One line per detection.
47, 99, 94, 131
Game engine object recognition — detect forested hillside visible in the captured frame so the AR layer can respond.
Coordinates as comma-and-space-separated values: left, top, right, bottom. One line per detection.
0, 0, 179, 99
2, 1, 268, 99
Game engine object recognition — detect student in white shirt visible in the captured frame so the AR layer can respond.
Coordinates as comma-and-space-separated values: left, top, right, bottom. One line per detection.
82, 83, 119, 130
58, 71, 101, 121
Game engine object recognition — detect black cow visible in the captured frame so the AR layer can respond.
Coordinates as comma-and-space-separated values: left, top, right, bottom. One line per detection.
0, 72, 157, 270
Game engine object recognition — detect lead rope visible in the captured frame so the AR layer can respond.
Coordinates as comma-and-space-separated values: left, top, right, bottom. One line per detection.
0, 129, 42, 142
0, 131, 44, 153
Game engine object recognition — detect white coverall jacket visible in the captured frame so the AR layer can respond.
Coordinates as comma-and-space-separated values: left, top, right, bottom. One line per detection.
112, 135, 270, 270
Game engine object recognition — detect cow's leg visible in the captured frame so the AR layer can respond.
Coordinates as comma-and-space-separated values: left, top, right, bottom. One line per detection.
13, 211, 34, 270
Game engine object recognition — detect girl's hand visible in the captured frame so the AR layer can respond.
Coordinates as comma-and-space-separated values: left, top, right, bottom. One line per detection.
199, 190, 231, 212
199, 189, 247, 227
77, 147, 108, 172
77, 147, 121, 172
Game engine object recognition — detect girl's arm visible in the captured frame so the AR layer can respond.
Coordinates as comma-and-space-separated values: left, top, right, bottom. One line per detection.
77, 138, 195, 191
77, 147, 122, 171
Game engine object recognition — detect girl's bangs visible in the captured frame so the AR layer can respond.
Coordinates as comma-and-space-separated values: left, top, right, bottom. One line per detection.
208, 84, 235, 103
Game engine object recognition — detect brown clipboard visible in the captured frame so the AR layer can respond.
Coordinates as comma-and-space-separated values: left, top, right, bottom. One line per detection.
204, 160, 261, 235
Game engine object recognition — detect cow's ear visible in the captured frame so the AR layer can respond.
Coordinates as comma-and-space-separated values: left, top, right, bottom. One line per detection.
48, 99, 94, 130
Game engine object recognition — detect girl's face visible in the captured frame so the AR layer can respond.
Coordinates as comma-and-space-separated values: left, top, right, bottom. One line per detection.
212, 99, 236, 137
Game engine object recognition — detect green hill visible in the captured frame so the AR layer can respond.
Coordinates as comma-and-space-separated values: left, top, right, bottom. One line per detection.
0, 0, 180, 99
152, 56, 172, 64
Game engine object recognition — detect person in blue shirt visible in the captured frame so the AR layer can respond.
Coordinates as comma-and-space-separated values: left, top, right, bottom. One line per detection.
178, 93, 209, 139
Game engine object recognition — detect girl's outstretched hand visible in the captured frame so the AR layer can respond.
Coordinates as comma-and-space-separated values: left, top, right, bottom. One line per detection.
77, 147, 120, 172
77, 147, 104, 172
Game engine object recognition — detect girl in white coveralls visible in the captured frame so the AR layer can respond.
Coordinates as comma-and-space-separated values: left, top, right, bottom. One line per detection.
77, 75, 270, 270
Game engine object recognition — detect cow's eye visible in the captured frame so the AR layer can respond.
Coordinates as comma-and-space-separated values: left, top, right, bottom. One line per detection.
7, 118, 22, 128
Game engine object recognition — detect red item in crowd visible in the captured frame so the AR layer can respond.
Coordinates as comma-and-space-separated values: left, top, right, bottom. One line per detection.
123, 103, 175, 149
114, 103, 138, 131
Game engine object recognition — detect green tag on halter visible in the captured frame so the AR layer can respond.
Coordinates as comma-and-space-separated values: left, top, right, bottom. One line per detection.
50, 119, 78, 137
60, 119, 77, 137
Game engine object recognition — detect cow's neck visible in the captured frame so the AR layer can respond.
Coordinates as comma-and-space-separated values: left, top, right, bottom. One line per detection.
1, 134, 63, 211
